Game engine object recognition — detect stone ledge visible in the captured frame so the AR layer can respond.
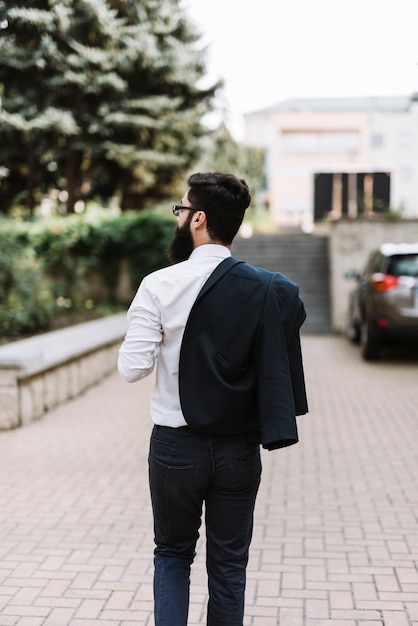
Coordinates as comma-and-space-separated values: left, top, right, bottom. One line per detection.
0, 313, 127, 429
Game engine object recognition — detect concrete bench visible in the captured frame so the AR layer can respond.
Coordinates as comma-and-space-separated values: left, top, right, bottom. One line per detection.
0, 313, 127, 429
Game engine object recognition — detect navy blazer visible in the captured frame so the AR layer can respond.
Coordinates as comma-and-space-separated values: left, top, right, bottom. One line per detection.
179, 257, 308, 450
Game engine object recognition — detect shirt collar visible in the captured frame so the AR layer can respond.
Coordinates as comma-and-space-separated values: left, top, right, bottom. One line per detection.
189, 244, 231, 260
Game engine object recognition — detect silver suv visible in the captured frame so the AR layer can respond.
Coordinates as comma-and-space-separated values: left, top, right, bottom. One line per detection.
346, 243, 418, 359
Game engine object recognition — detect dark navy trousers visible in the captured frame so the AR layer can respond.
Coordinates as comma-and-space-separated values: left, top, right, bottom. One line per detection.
148, 425, 262, 626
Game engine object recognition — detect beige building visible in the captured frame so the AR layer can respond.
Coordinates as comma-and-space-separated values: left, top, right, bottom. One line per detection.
245, 95, 418, 229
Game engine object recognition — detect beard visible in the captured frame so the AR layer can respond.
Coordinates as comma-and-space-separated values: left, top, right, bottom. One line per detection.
167, 213, 194, 264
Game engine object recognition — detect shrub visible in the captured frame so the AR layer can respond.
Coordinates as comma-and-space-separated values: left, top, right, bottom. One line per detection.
0, 225, 55, 338
32, 209, 174, 301
0, 209, 175, 339
121, 210, 176, 287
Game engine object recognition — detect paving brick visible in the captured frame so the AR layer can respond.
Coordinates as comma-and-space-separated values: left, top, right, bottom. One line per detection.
0, 335, 417, 625
9, 588, 40, 606
381, 611, 411, 626
69, 621, 119, 626
281, 570, 304, 590
1, 606, 50, 618
306, 598, 330, 618
358, 600, 407, 611
305, 564, 328, 583
99, 610, 152, 621
104, 591, 135, 610
375, 573, 401, 592
0, 617, 18, 625
245, 618, 277, 626
306, 622, 356, 626
329, 590, 354, 609
278, 606, 305, 625
407, 603, 418, 620
73, 599, 106, 619
33, 598, 80, 610
397, 567, 418, 585
332, 609, 383, 620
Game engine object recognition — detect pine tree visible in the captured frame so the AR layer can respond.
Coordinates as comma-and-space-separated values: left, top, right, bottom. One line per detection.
0, 1, 78, 211
0, 0, 218, 213
93, 0, 220, 209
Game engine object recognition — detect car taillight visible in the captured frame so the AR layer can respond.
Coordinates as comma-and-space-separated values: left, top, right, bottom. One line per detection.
371, 273, 400, 292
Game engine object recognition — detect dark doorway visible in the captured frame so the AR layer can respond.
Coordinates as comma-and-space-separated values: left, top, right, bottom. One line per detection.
313, 171, 391, 221
313, 174, 333, 221
373, 173, 391, 213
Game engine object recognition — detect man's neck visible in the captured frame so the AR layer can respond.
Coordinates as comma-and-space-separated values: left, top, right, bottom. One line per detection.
193, 241, 230, 250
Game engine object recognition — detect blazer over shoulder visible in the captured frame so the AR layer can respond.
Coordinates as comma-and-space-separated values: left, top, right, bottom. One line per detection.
178, 256, 308, 450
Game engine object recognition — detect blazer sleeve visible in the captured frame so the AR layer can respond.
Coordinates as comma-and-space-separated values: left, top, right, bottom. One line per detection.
255, 274, 308, 451
278, 278, 309, 417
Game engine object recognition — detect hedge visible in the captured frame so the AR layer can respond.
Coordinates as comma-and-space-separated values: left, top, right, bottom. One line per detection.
0, 209, 175, 339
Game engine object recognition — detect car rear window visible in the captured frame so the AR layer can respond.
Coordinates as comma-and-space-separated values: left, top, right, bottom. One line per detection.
387, 254, 418, 277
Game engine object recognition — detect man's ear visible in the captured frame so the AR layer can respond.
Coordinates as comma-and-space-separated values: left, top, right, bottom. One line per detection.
193, 211, 206, 226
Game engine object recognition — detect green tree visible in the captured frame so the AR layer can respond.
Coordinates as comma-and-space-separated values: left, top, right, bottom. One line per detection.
197, 122, 266, 207
93, 0, 219, 209
0, 0, 218, 214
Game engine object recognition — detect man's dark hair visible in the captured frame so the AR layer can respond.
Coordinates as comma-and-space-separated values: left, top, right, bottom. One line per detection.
187, 172, 251, 245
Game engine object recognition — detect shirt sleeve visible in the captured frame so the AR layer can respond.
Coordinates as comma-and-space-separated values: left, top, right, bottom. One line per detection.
117, 278, 162, 383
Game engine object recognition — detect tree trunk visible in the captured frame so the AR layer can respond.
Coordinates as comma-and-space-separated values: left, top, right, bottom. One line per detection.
120, 174, 130, 211
65, 144, 82, 213
26, 139, 38, 215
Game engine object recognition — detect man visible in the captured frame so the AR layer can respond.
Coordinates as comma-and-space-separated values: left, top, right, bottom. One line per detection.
118, 172, 308, 626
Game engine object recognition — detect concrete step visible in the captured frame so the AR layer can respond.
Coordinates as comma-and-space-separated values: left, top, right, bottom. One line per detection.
232, 234, 332, 334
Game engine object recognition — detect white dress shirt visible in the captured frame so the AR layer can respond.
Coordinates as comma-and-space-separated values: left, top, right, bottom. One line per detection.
118, 244, 231, 427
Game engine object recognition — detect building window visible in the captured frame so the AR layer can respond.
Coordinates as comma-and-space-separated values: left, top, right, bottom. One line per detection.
371, 133, 384, 148
281, 132, 316, 153
281, 131, 359, 154
398, 131, 413, 150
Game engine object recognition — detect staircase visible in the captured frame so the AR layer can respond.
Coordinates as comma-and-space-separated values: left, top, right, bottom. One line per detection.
231, 234, 332, 334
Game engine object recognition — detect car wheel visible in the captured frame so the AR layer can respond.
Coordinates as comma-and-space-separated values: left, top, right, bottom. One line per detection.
360, 320, 380, 360
346, 314, 360, 343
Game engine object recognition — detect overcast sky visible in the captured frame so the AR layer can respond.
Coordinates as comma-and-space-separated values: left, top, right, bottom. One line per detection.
182, 0, 418, 138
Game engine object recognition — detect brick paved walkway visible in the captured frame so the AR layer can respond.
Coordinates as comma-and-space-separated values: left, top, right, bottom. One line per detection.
0, 335, 417, 625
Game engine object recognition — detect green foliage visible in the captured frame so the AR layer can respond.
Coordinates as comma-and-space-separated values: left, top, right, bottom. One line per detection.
122, 210, 176, 285
0, 0, 219, 213
0, 223, 55, 337
196, 123, 266, 208
32, 208, 174, 295
0, 208, 175, 338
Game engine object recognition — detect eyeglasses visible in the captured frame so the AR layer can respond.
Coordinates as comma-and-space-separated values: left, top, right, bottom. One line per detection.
172, 204, 198, 217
